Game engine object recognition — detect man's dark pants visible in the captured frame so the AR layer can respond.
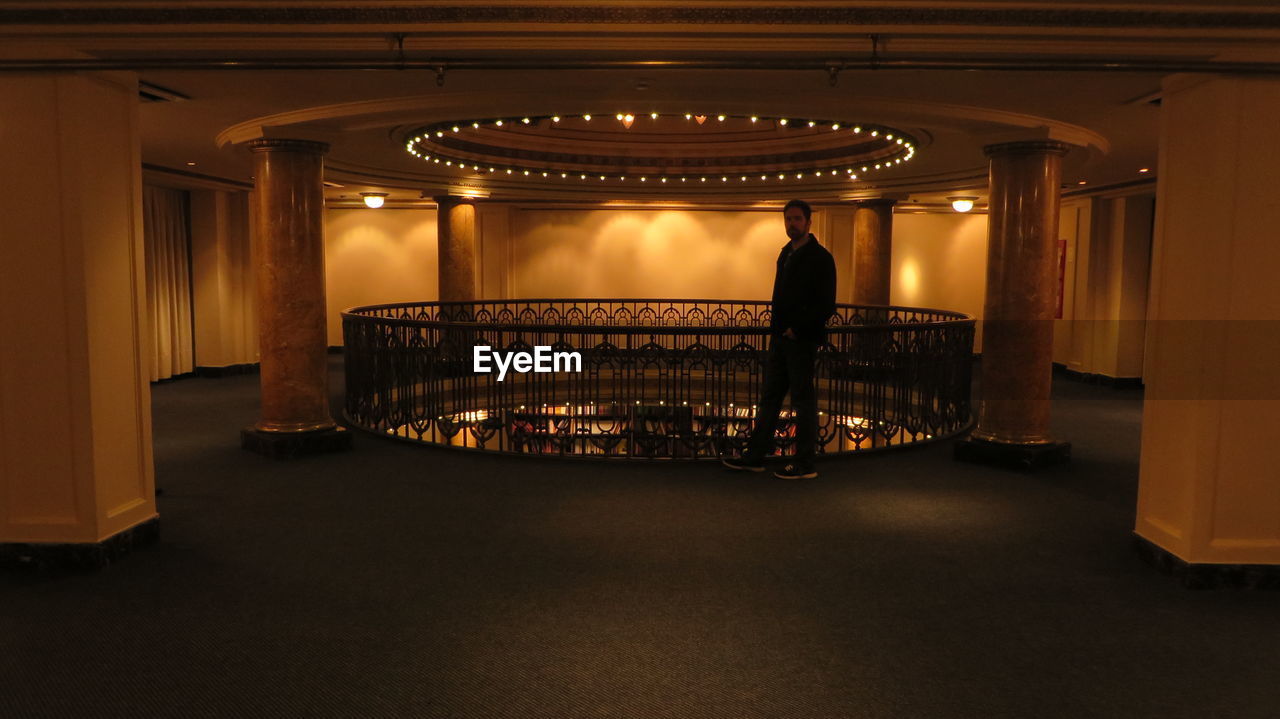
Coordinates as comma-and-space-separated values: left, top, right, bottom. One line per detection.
744, 335, 819, 465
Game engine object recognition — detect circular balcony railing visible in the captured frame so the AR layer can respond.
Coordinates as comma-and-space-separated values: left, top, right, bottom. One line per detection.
341, 299, 975, 459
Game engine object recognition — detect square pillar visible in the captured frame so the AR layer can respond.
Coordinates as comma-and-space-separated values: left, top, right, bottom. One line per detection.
1136, 75, 1280, 576
0, 72, 158, 566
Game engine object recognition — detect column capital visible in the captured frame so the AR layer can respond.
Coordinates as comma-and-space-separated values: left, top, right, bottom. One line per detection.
432, 195, 476, 206
853, 198, 898, 209
247, 138, 330, 155
983, 140, 1072, 158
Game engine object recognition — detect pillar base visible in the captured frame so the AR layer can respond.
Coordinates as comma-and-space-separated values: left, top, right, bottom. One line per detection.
953, 436, 1071, 471
1133, 535, 1280, 590
241, 425, 352, 459
0, 517, 159, 572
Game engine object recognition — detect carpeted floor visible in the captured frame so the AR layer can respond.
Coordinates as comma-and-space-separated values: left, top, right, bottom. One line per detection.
2, 358, 1278, 718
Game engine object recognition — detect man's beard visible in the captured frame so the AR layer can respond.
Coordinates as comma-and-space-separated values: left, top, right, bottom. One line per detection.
786, 227, 806, 241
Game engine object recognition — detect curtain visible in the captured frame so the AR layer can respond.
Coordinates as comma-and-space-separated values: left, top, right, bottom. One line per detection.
144, 185, 194, 381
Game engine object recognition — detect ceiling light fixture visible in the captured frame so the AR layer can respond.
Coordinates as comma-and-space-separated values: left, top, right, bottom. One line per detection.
405, 113, 918, 188
948, 196, 977, 213
360, 192, 388, 209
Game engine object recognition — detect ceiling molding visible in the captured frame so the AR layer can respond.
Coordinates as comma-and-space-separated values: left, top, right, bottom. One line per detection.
4, 5, 1280, 32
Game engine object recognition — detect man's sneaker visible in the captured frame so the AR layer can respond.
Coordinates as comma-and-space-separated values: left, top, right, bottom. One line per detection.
721, 453, 765, 472
774, 462, 818, 480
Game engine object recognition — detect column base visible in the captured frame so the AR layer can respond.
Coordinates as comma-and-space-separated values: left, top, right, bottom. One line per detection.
953, 436, 1071, 471
0, 517, 159, 572
1133, 535, 1280, 590
241, 425, 353, 459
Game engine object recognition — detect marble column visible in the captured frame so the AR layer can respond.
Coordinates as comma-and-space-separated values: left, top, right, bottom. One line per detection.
241, 139, 350, 458
955, 140, 1071, 469
852, 199, 895, 307
436, 196, 478, 303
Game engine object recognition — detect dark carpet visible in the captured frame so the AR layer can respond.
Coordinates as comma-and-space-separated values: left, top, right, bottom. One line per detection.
2, 358, 1278, 718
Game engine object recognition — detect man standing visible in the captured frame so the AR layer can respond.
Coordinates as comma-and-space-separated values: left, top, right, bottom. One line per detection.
723, 199, 837, 479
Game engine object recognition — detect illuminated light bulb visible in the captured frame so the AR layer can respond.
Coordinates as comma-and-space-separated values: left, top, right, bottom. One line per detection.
796, 173, 802, 178
870, 130, 878, 136
523, 170, 530, 175
445, 161, 452, 166
583, 114, 591, 121
717, 114, 725, 121
433, 159, 439, 163
661, 177, 667, 183
751, 116, 758, 122
778, 173, 784, 179
779, 118, 788, 125
896, 139, 904, 144
472, 122, 479, 128
685, 113, 692, 119
619, 176, 625, 181
760, 175, 767, 180
435, 131, 443, 137
681, 177, 686, 182
473, 165, 479, 170
875, 164, 880, 169
721, 176, 727, 182
542, 172, 548, 177
740, 176, 746, 181
580, 174, 586, 179
506, 169, 512, 174
452, 126, 459, 132
489, 167, 495, 172
622, 114, 635, 129
360, 192, 387, 209
948, 196, 976, 213
808, 121, 816, 127
495, 120, 503, 126
551, 116, 560, 122
886, 134, 894, 139
600, 175, 605, 180
640, 177, 646, 182
700, 177, 706, 182
853, 126, 861, 133
561, 173, 567, 178
862, 166, 868, 171
851, 174, 858, 180
1139, 167, 1150, 173
616, 113, 624, 120
521, 117, 531, 124
650, 112, 658, 119
831, 123, 840, 130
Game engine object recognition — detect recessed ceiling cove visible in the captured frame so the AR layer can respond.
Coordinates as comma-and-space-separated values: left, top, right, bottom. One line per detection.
404, 113, 918, 188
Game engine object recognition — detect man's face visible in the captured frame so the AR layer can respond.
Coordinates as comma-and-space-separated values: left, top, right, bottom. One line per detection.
784, 207, 811, 241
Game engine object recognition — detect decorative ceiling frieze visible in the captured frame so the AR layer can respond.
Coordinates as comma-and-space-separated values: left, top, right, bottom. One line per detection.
3, 5, 1280, 30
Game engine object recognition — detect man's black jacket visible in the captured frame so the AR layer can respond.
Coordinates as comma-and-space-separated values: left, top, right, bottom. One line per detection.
769, 234, 837, 343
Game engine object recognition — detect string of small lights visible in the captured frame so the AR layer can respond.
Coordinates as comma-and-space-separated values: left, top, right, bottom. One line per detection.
404, 113, 917, 185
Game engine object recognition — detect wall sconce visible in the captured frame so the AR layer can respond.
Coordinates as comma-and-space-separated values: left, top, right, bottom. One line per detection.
360, 192, 388, 209
948, 196, 977, 213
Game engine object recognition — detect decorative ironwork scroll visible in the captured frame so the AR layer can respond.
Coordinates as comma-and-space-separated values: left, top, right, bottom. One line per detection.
342, 299, 974, 459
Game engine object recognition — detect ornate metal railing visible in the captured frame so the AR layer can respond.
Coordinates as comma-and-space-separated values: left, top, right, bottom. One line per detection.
342, 299, 975, 459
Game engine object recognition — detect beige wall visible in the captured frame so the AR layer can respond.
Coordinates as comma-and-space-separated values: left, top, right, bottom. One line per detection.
1055, 194, 1154, 378
507, 208, 785, 300
890, 212, 990, 348
324, 208, 440, 345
